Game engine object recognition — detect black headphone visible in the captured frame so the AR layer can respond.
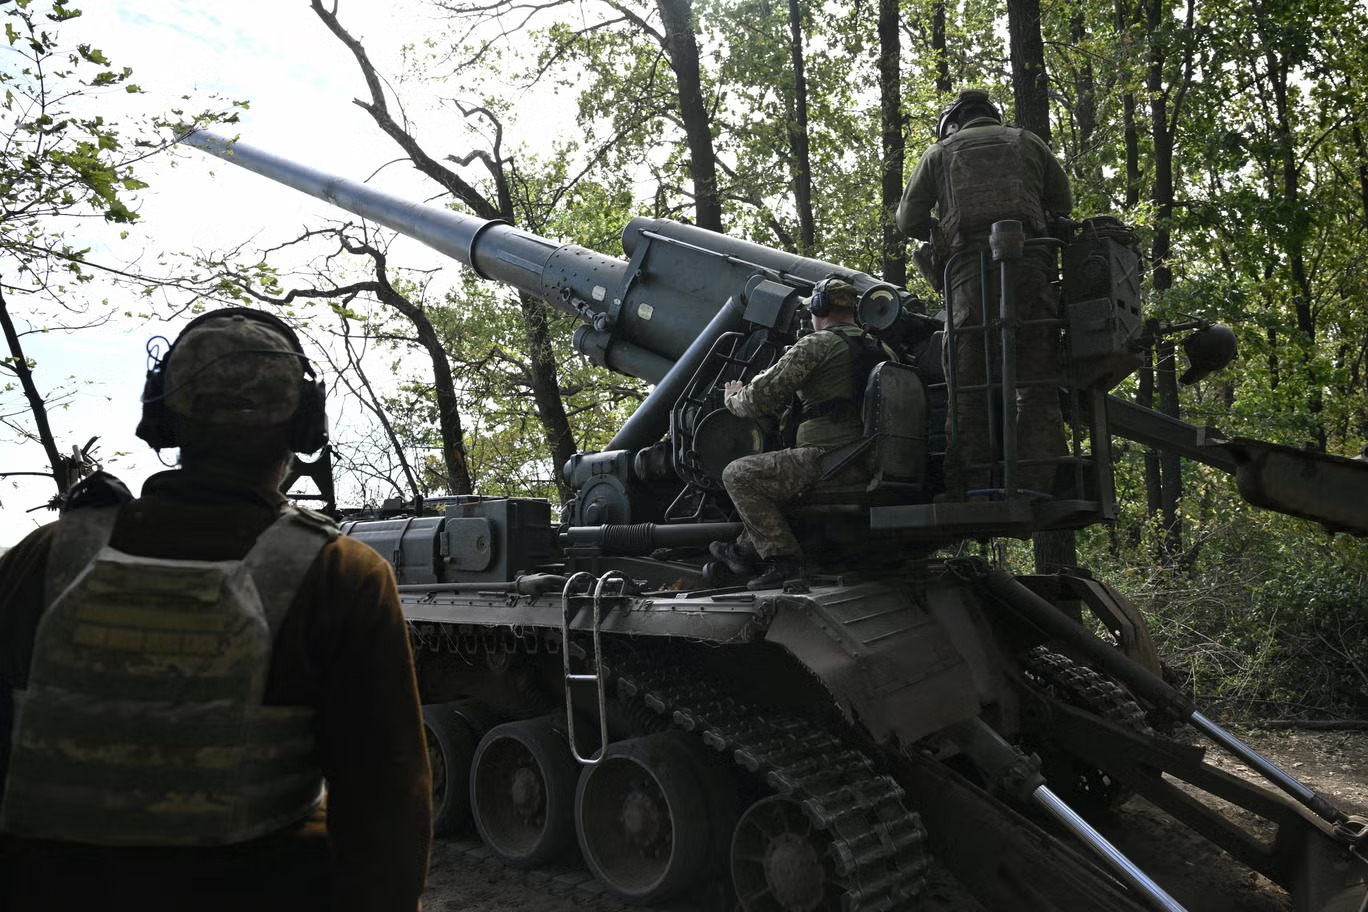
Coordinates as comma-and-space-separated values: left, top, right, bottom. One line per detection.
808, 276, 850, 318
136, 308, 329, 454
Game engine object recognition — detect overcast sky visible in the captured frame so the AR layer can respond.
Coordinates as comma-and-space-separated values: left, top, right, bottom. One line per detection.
0, 0, 504, 543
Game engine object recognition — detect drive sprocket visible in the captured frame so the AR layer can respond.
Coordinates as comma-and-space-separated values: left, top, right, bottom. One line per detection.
1021, 645, 1153, 812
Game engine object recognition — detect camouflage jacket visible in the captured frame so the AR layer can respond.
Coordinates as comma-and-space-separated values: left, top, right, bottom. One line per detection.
725, 323, 892, 450
896, 117, 1072, 282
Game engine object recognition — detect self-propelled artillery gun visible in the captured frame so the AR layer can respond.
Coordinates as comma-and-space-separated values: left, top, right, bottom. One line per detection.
189, 132, 1368, 912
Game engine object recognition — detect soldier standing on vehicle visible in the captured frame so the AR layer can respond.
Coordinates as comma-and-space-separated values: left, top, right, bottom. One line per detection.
897, 88, 1073, 496
0, 309, 431, 912
710, 279, 892, 589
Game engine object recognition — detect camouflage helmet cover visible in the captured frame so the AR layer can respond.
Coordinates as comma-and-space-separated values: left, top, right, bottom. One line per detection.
162, 314, 303, 426
806, 277, 859, 316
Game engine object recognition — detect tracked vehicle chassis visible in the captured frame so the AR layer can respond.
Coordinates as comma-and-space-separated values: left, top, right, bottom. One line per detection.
403, 567, 1368, 912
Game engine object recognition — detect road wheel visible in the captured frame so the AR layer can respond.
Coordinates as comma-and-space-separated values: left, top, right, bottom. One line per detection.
576, 732, 712, 904
422, 702, 478, 836
470, 717, 579, 868
731, 795, 841, 912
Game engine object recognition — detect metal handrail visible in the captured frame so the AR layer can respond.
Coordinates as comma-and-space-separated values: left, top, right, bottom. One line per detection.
559, 570, 628, 765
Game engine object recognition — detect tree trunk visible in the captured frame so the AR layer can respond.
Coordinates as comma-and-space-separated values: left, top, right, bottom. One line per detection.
370, 273, 475, 496
1117, 0, 1142, 208
878, 0, 906, 287
1032, 531, 1079, 570
1123, 92, 1141, 207
1006, 0, 1073, 569
518, 292, 578, 503
656, 0, 723, 231
1008, 0, 1052, 143
1267, 325, 1280, 388
1266, 46, 1323, 450
1137, 344, 1162, 540
1146, 0, 1182, 556
1032, 528, 1082, 623
786, 0, 815, 255
932, 2, 951, 94
1070, 0, 1098, 155
1156, 338, 1182, 554
1353, 120, 1368, 227
0, 289, 66, 495
490, 141, 579, 503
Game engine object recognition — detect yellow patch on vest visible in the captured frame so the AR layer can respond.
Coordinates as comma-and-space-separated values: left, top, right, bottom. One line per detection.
68, 560, 232, 656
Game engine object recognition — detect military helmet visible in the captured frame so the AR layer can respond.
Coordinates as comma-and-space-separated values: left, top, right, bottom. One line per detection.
936, 89, 1003, 140
136, 308, 329, 454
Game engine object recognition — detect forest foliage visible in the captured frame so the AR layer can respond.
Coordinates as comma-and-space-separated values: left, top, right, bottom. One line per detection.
0, 0, 236, 497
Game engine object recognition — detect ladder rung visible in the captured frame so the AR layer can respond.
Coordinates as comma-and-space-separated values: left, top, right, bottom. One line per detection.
567, 674, 601, 682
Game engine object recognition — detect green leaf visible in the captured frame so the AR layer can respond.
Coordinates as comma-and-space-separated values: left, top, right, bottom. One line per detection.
76, 44, 109, 65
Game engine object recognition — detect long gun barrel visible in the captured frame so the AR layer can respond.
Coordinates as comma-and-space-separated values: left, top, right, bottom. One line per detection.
187, 132, 1368, 535
187, 132, 899, 384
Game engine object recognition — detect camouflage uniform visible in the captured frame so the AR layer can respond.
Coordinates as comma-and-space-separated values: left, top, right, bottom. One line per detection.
898, 115, 1073, 494
723, 321, 887, 559
939, 261, 1066, 493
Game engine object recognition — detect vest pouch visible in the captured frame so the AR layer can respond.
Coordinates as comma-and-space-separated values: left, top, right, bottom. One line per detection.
940, 130, 1047, 244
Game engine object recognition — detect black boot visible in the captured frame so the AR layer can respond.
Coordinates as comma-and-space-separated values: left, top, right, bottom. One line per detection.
747, 556, 802, 590
709, 541, 757, 575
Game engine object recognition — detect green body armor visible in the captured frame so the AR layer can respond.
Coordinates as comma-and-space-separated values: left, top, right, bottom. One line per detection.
1, 504, 337, 846
938, 124, 1047, 247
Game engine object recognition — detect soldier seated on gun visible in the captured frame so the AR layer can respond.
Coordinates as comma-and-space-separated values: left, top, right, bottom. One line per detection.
710, 278, 895, 590
0, 308, 430, 912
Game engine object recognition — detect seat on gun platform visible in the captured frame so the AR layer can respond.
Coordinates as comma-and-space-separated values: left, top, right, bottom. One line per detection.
798, 361, 929, 508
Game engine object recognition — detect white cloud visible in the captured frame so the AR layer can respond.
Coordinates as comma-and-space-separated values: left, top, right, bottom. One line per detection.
0, 0, 445, 544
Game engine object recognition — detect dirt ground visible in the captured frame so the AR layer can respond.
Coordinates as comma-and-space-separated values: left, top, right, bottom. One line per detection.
422, 727, 1368, 911
1099, 727, 1368, 912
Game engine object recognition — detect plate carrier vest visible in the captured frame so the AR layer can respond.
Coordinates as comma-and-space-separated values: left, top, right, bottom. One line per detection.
803, 328, 893, 424
1, 503, 337, 846
938, 124, 1047, 248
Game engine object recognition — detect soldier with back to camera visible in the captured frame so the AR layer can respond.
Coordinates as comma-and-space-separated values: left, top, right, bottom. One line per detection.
0, 309, 431, 912
897, 88, 1073, 496
710, 278, 893, 589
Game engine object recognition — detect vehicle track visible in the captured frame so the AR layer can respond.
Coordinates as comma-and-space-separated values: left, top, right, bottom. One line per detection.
423, 638, 966, 912
609, 647, 930, 911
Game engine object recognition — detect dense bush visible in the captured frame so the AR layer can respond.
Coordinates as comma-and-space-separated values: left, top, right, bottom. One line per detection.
1077, 501, 1368, 721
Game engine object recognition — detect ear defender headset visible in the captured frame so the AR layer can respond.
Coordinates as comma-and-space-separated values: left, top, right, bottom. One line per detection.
136, 308, 329, 454
807, 276, 851, 318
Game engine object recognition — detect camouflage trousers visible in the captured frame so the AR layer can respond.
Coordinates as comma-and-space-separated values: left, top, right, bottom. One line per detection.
943, 262, 1066, 494
722, 447, 869, 559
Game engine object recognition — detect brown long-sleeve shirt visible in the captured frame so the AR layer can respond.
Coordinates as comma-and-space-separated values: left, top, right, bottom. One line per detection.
0, 470, 431, 911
